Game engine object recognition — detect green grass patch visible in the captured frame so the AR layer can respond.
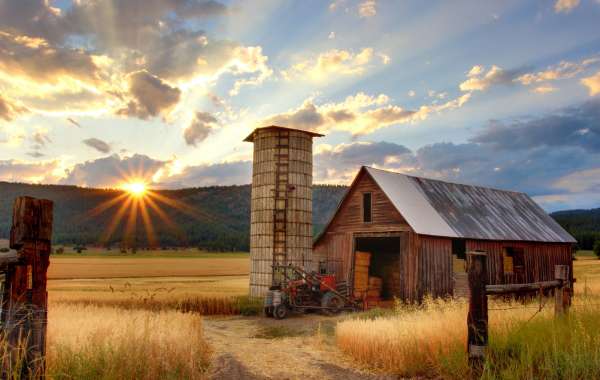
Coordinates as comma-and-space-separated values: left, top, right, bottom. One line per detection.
438, 305, 600, 379
233, 295, 263, 316
576, 250, 595, 258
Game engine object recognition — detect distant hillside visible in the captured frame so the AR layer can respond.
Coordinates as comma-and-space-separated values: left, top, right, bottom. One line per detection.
551, 208, 600, 250
0, 181, 596, 251
0, 182, 347, 251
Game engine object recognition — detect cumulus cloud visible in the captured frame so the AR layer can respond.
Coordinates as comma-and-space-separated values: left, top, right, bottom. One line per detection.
261, 91, 471, 136
517, 58, 599, 86
553, 168, 600, 193
0, 95, 27, 121
184, 112, 219, 146
460, 65, 524, 92
281, 48, 376, 82
83, 138, 111, 154
0, 159, 59, 183
462, 57, 599, 94
471, 98, 600, 153
156, 160, 252, 188
581, 71, 600, 96
0, 30, 100, 84
554, 0, 580, 13
358, 0, 377, 17
227, 46, 273, 96
117, 71, 181, 119
310, 99, 599, 207
0, 0, 271, 118
313, 140, 598, 205
315, 141, 412, 183
61, 154, 167, 188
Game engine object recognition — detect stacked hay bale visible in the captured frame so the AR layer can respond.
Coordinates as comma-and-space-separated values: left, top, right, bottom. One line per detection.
353, 251, 370, 299
367, 276, 383, 298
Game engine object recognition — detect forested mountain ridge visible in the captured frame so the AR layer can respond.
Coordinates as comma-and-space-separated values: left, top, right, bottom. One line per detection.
550, 208, 600, 250
0, 182, 597, 251
0, 182, 347, 251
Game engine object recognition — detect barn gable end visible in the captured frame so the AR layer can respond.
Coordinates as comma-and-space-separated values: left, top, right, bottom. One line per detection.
317, 168, 411, 236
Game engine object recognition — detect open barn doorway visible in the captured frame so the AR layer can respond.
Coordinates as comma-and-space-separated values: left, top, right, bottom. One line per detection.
353, 236, 401, 303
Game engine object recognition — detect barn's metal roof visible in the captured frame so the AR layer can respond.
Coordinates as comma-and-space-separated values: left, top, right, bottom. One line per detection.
365, 167, 576, 243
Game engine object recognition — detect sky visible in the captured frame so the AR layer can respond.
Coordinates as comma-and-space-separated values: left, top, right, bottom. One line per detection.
0, 0, 599, 212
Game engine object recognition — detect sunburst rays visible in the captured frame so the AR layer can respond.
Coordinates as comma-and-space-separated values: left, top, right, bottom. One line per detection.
84, 171, 217, 248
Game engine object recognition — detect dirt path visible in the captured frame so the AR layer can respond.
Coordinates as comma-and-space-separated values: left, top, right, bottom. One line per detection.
204, 314, 396, 380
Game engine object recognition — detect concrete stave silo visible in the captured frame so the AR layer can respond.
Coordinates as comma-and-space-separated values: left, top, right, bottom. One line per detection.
244, 126, 323, 297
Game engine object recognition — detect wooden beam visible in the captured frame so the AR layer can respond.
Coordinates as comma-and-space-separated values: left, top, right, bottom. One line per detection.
485, 280, 561, 295
10, 197, 53, 249
555, 264, 570, 316
467, 250, 488, 366
2, 196, 53, 379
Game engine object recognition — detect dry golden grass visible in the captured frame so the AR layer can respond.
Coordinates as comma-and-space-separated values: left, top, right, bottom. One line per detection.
337, 297, 551, 376
48, 275, 249, 302
48, 256, 249, 279
46, 303, 211, 379
336, 253, 600, 378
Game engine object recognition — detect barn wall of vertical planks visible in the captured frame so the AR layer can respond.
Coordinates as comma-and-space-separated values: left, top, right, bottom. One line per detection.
245, 126, 322, 297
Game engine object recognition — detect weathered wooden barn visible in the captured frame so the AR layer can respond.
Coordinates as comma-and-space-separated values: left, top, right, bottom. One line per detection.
313, 166, 576, 302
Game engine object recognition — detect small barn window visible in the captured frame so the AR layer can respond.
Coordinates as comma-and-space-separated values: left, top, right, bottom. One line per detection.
362, 192, 372, 223
452, 239, 466, 260
504, 247, 524, 274
452, 239, 467, 273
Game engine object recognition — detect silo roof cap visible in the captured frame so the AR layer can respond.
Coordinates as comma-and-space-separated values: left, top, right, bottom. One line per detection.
243, 125, 324, 142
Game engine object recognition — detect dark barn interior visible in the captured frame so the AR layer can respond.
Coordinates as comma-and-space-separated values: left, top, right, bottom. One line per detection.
355, 236, 400, 299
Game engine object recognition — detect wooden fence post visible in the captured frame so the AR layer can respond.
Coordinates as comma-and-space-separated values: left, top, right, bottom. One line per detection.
554, 265, 570, 317
467, 250, 488, 366
2, 197, 53, 378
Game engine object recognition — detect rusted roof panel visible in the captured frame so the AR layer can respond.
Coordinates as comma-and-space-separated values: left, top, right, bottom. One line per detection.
367, 167, 576, 243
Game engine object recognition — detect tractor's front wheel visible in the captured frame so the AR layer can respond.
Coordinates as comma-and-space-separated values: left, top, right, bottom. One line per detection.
321, 291, 343, 315
273, 304, 288, 320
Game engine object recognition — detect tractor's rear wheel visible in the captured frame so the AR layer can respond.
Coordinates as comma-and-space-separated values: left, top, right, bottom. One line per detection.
321, 291, 343, 315
273, 304, 288, 320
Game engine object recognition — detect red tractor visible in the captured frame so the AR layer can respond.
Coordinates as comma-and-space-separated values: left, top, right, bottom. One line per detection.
264, 264, 359, 319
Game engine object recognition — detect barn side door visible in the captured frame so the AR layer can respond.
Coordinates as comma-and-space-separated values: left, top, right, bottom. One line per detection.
325, 232, 353, 283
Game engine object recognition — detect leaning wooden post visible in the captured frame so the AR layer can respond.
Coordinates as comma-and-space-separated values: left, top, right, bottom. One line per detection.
2, 197, 53, 378
554, 265, 570, 317
467, 250, 488, 367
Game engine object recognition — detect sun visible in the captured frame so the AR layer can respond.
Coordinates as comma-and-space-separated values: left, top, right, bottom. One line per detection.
122, 181, 147, 197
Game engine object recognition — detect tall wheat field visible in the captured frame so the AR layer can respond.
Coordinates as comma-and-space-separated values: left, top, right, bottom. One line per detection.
336, 253, 600, 379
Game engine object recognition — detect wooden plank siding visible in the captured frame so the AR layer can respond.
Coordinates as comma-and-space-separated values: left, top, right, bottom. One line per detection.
319, 170, 411, 234
313, 170, 417, 299
313, 232, 353, 282
418, 236, 453, 299
466, 240, 573, 285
